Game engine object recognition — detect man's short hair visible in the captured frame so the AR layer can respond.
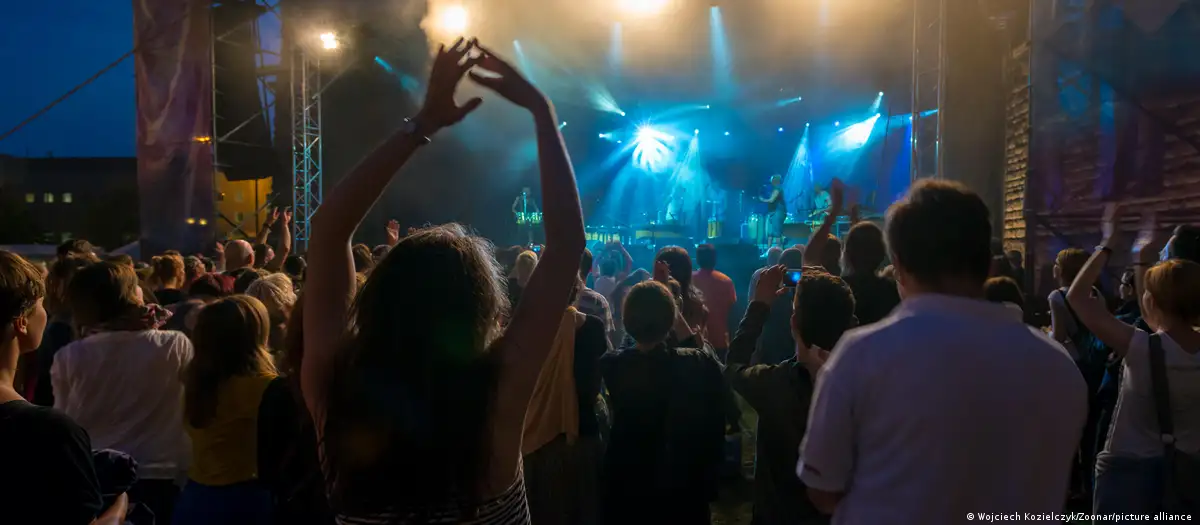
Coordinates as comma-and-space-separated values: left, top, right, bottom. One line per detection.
1169, 225, 1200, 264
886, 180, 992, 287
1055, 248, 1090, 285
843, 222, 887, 274
0, 251, 46, 323
779, 247, 805, 269
622, 281, 677, 344
68, 261, 141, 327
580, 248, 594, 279
696, 244, 717, 271
984, 276, 1025, 309
56, 239, 94, 260
792, 268, 856, 351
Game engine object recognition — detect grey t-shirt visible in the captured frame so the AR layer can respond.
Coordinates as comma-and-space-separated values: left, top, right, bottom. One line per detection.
799, 294, 1088, 524
1107, 330, 1200, 456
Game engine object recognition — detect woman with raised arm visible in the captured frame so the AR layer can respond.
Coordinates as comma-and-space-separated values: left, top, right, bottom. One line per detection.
1065, 206, 1200, 515
300, 38, 585, 524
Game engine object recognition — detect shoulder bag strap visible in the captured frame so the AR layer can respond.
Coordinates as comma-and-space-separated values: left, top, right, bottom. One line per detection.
1147, 333, 1177, 453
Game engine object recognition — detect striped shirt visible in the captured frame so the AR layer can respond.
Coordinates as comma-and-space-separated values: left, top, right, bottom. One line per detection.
335, 477, 531, 525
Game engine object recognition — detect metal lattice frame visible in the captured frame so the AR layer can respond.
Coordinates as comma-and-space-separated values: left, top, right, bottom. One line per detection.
291, 49, 322, 253
911, 0, 946, 182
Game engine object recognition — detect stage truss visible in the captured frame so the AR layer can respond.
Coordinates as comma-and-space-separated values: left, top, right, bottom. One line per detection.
290, 49, 323, 253
911, 0, 946, 182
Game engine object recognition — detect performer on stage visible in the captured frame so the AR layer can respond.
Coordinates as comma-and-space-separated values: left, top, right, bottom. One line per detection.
512, 187, 540, 244
811, 183, 832, 223
666, 186, 687, 225
759, 174, 786, 250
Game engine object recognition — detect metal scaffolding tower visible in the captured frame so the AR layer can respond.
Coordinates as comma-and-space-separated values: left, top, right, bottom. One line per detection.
290, 48, 323, 253
911, 0, 947, 182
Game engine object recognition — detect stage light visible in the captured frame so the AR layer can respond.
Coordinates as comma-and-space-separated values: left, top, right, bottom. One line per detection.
834, 121, 840, 127
705, 105, 712, 109
559, 122, 568, 130
599, 133, 611, 139
805, 122, 810, 127
620, 111, 626, 117
319, 32, 339, 50
632, 125, 674, 172
617, 0, 669, 17
186, 218, 196, 225
830, 114, 882, 151
879, 91, 884, 96
778, 127, 784, 132
724, 131, 730, 136
694, 129, 699, 135
198, 218, 208, 226
436, 5, 469, 35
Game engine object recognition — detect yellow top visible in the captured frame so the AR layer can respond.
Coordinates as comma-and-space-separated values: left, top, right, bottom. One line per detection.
185, 374, 277, 486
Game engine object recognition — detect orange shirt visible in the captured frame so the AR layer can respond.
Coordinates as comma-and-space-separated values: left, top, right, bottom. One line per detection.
692, 269, 737, 349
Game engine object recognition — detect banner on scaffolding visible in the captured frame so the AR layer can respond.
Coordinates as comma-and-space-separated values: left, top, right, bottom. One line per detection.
134, 0, 214, 255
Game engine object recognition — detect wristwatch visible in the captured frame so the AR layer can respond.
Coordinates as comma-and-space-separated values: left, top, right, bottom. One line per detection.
399, 118, 432, 145
1095, 245, 1113, 256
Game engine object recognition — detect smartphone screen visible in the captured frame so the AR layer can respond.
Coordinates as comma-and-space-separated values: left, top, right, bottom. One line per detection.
784, 268, 803, 287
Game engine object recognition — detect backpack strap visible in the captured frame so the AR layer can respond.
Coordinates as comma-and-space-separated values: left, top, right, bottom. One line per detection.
1147, 334, 1178, 453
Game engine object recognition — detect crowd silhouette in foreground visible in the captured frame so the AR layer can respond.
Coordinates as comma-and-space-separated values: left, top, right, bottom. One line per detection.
2, 38, 1199, 525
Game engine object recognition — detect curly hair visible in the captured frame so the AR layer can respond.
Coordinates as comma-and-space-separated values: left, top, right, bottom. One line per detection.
792, 268, 856, 351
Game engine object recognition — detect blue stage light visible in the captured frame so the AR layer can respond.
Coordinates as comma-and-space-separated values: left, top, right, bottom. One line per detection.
694, 129, 700, 135
830, 114, 882, 151
778, 127, 784, 132
834, 121, 840, 127
806, 122, 810, 127
705, 105, 712, 109
632, 125, 674, 172
724, 131, 730, 136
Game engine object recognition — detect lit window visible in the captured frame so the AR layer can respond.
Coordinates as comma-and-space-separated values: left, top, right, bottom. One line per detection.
236, 212, 245, 223
62, 193, 73, 204
235, 191, 244, 203
24, 193, 34, 203
43, 193, 54, 204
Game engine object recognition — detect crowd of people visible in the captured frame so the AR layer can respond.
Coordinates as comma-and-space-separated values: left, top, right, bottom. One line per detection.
1, 38, 1198, 525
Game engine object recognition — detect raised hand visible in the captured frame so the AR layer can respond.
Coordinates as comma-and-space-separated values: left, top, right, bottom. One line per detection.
1132, 211, 1162, 263
653, 260, 671, 284
849, 204, 861, 225
753, 265, 787, 305
282, 207, 293, 224
468, 43, 548, 112
1100, 202, 1121, 245
213, 241, 225, 255
385, 219, 401, 247
414, 38, 484, 134
830, 178, 845, 215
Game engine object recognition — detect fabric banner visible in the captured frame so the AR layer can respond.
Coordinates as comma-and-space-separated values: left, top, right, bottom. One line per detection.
134, 0, 214, 256
1114, 0, 1185, 33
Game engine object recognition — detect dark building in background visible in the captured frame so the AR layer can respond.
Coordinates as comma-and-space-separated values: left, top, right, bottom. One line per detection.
0, 155, 140, 250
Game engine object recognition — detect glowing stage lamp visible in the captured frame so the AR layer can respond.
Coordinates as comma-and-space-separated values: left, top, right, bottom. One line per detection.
319, 32, 339, 50
437, 5, 470, 35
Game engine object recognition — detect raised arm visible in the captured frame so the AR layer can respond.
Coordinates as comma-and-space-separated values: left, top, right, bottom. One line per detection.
254, 208, 278, 246
804, 180, 844, 268
468, 44, 586, 478
301, 39, 484, 432
725, 265, 784, 408
1066, 205, 1135, 357
264, 208, 292, 273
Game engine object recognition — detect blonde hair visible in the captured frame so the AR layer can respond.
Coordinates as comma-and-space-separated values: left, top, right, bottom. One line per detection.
245, 272, 297, 323
1143, 259, 1200, 325
512, 250, 539, 287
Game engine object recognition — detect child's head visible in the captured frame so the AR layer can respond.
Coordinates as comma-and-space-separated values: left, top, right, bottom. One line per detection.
0, 251, 48, 354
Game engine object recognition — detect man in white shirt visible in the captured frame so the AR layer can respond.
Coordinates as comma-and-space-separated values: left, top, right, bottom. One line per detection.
798, 180, 1087, 524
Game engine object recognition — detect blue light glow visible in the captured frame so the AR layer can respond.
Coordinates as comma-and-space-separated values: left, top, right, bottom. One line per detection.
778, 127, 784, 132
632, 125, 675, 172
710, 7, 734, 97
830, 114, 881, 151
589, 87, 626, 116
694, 129, 700, 135
775, 96, 804, 108
724, 131, 730, 136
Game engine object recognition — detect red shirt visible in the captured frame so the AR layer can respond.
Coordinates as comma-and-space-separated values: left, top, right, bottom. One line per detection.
692, 269, 737, 349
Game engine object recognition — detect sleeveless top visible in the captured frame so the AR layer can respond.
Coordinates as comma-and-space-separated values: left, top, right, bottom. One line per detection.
334, 476, 531, 525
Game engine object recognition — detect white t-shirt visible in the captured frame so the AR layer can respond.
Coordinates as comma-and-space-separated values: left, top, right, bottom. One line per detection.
799, 294, 1087, 525
52, 329, 193, 480
594, 276, 617, 302
1106, 330, 1200, 457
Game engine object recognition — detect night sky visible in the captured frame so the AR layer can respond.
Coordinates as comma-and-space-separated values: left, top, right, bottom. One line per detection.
0, 2, 135, 158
